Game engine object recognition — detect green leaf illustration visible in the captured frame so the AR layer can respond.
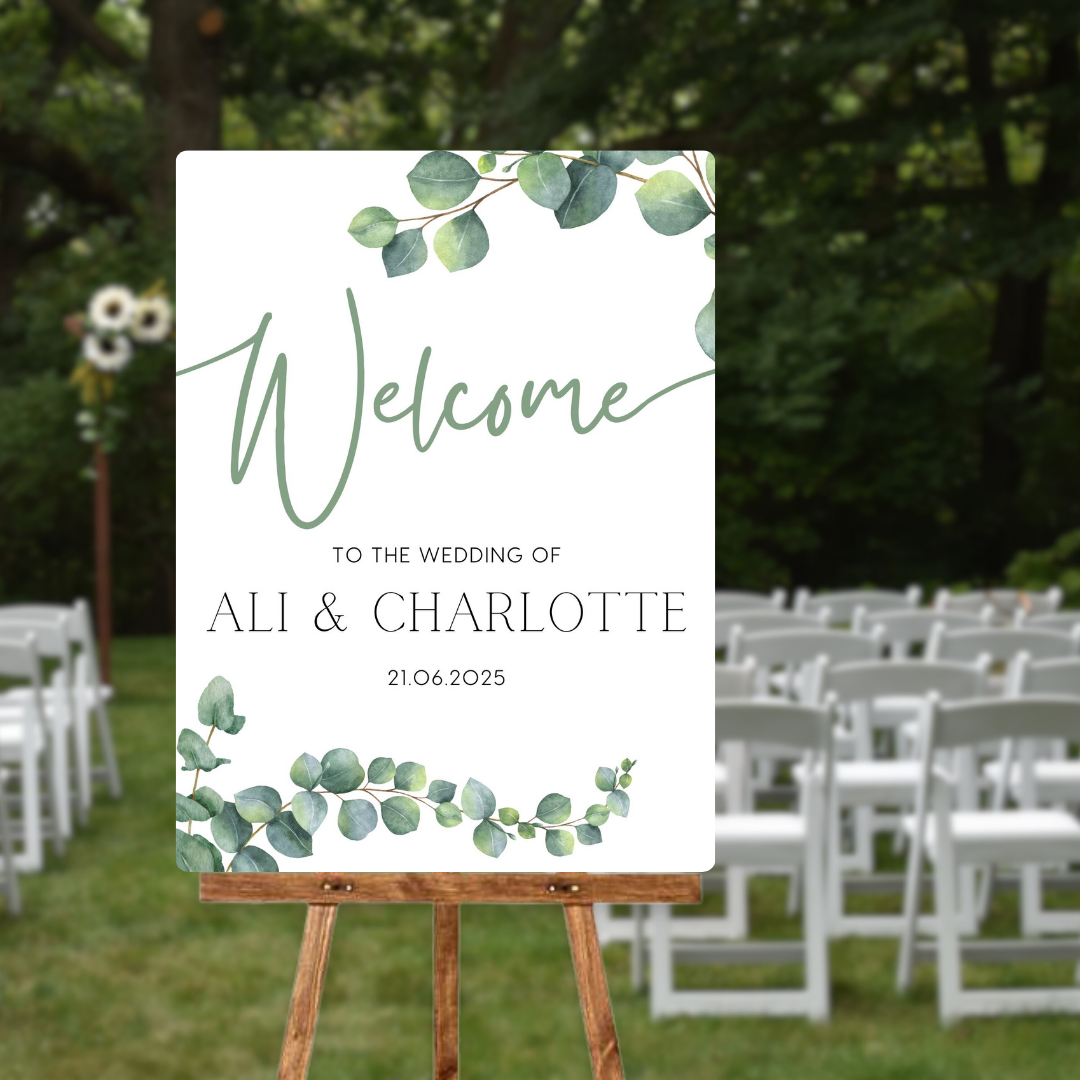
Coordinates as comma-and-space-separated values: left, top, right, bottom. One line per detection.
696, 290, 715, 361
176, 829, 215, 872
619, 773, 633, 787
266, 811, 313, 859
290, 752, 323, 791
584, 803, 611, 826
427, 779, 457, 804
555, 160, 617, 230
191, 786, 224, 817
635, 151, 682, 165
394, 761, 427, 792
582, 150, 635, 172
473, 819, 507, 858
196, 675, 246, 734
176, 728, 230, 772
234, 785, 282, 823
407, 150, 480, 210
706, 152, 715, 194
202, 835, 225, 872
545, 829, 575, 857
517, 822, 537, 839
435, 802, 463, 828
498, 807, 520, 826
381, 795, 421, 835
606, 789, 630, 817
382, 228, 428, 278
434, 210, 489, 272
536, 792, 571, 824
338, 798, 378, 840
595, 767, 616, 792
292, 790, 328, 834
175, 792, 211, 822
348, 206, 398, 248
477, 153, 497, 174
576, 823, 603, 846
461, 777, 496, 821
704, 233, 715, 260
620, 758, 635, 773
634, 170, 710, 236
368, 757, 395, 784
320, 748, 364, 793
212, 801, 253, 853
232, 845, 279, 872
518, 152, 571, 209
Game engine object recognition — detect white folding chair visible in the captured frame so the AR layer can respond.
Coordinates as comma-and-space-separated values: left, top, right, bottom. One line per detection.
897, 695, 1080, 1024
0, 764, 21, 915
715, 608, 826, 652
860, 609, 988, 659
649, 698, 834, 1020
1021, 612, 1080, 634
716, 589, 786, 612
794, 586, 921, 625
934, 586, 1064, 623
0, 600, 121, 799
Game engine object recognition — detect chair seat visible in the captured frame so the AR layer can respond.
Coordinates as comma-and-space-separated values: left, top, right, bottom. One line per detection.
794, 759, 919, 805
904, 809, 1080, 865
715, 813, 806, 864
0, 715, 46, 756
983, 760, 1080, 803
715, 760, 727, 789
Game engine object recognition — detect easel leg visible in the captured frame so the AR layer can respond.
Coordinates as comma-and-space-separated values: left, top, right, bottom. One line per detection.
565, 903, 625, 1080
434, 902, 460, 1080
278, 903, 338, 1080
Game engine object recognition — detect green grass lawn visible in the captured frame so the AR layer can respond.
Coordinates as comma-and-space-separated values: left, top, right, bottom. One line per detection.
2, 636, 1079, 1078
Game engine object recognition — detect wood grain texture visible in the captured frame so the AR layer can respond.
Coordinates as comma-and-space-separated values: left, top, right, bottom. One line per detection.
565, 904, 625, 1080
278, 904, 337, 1080
201, 873, 701, 906
433, 903, 459, 1080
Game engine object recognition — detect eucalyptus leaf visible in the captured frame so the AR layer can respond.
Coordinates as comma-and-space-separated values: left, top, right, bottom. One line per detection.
338, 798, 378, 840
585, 803, 611, 826
198, 834, 225, 873
704, 233, 715, 260
555, 160, 617, 230
176, 828, 215, 872
176, 728, 230, 772
576, 823, 603, 846
595, 767, 616, 792
234, 785, 282, 823
292, 790, 328, 834
620, 758, 634, 772
407, 150, 480, 210
545, 829, 575, 857
473, 819, 507, 858
620, 774, 633, 788
175, 792, 210, 823
266, 811, 314, 859
320, 748, 364, 793
461, 777, 496, 821
517, 822, 536, 839
582, 150, 635, 172
381, 795, 421, 835
191, 786, 224, 817
196, 675, 246, 734
211, 801, 253, 853
498, 807, 519, 826
435, 802, 463, 828
696, 290, 715, 361
518, 152, 571, 209
536, 792, 571, 824
434, 210, 489, 272
394, 761, 427, 791
348, 206, 398, 248
634, 170, 711, 235
231, 845, 279, 872
368, 757, 396, 784
706, 152, 715, 194
382, 228, 428, 278
635, 151, 683, 165
606, 789, 630, 817
427, 779, 457, 804
478, 153, 497, 174
290, 752, 323, 791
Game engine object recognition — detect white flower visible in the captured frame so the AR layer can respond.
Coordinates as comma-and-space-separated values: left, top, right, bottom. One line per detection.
88, 284, 136, 332
82, 333, 133, 373
130, 295, 173, 343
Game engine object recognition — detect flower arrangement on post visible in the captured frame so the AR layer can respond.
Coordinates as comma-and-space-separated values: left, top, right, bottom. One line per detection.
66, 282, 174, 681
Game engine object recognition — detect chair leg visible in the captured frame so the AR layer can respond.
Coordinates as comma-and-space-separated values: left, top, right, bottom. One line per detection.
0, 771, 21, 916
896, 810, 924, 992
803, 813, 830, 1021
93, 700, 123, 800
1020, 863, 1044, 938
630, 905, 645, 992
648, 904, 674, 1019
933, 801, 962, 1026
727, 866, 748, 938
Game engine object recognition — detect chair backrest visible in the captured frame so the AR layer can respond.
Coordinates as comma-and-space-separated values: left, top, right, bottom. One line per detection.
715, 660, 756, 699
715, 698, 833, 752
861, 608, 985, 648
817, 658, 987, 707
1022, 611, 1080, 633
731, 626, 883, 668
928, 694, 1080, 752
1011, 654, 1080, 698
0, 633, 42, 683
715, 589, 785, 612
715, 609, 824, 650
0, 613, 71, 666
794, 586, 921, 623
934, 586, 1064, 619
927, 625, 1079, 665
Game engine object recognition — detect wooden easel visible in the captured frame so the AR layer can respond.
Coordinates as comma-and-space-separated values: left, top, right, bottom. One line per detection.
202, 872, 700, 1080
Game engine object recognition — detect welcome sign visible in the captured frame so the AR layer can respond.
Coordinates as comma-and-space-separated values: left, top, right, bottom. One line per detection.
175, 150, 715, 873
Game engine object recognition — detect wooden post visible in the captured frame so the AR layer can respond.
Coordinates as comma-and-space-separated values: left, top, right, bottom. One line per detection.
566, 903, 624, 1080
433, 903, 460, 1080
93, 441, 111, 683
278, 903, 338, 1080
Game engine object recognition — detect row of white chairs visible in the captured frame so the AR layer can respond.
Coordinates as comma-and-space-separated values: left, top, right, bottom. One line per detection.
0, 599, 122, 915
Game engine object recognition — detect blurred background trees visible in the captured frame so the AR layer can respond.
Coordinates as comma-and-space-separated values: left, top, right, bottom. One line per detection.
0, 1, 1077, 629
